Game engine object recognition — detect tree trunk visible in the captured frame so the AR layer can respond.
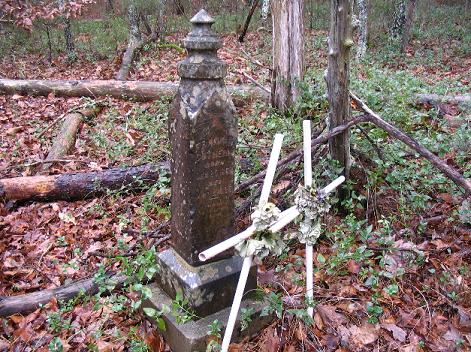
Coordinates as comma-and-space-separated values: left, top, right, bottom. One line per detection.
401, 0, 417, 52
45, 24, 53, 64
355, 0, 368, 60
261, 0, 270, 24
116, 3, 142, 81
271, 0, 304, 112
39, 106, 102, 173
327, 0, 353, 179
63, 18, 76, 61
0, 163, 169, 202
0, 79, 269, 102
59, 0, 76, 61
390, 0, 406, 40
238, 0, 260, 43
154, 0, 165, 40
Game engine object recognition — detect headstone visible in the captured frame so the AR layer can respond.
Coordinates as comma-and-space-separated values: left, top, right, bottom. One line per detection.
145, 10, 269, 352
169, 9, 237, 266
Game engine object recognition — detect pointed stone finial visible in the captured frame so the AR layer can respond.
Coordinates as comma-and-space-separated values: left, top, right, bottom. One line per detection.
178, 9, 225, 79
190, 9, 214, 24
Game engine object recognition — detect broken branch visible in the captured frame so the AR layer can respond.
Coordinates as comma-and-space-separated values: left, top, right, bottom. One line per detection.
351, 91, 471, 196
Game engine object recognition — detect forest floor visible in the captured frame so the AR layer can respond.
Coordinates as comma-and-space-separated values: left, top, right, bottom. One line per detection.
0, 27, 470, 352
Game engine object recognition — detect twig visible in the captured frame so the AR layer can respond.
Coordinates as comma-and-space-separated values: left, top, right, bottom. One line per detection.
240, 71, 270, 94
357, 125, 385, 161
37, 112, 67, 138
149, 233, 171, 246
93, 233, 171, 258
239, 47, 268, 69
410, 284, 432, 329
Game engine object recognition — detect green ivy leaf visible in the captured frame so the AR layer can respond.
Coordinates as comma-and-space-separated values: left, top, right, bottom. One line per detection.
143, 307, 157, 317
317, 253, 326, 264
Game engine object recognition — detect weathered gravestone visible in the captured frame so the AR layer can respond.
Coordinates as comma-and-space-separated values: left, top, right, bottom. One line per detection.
146, 10, 270, 352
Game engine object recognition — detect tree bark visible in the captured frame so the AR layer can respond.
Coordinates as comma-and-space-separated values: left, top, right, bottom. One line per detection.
116, 3, 143, 81
350, 92, 471, 196
0, 272, 125, 318
59, 0, 76, 61
39, 106, 102, 173
390, 0, 406, 40
0, 79, 269, 102
154, 0, 165, 40
271, 0, 304, 112
327, 0, 353, 179
261, 0, 270, 24
63, 18, 76, 61
355, 0, 368, 60
0, 163, 169, 202
238, 0, 260, 43
401, 0, 417, 52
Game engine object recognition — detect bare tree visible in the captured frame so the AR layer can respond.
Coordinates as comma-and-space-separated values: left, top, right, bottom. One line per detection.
401, 0, 417, 52
59, 0, 76, 62
238, 0, 260, 43
326, 0, 353, 179
390, 0, 406, 40
116, 3, 142, 81
271, 0, 304, 112
261, 0, 270, 24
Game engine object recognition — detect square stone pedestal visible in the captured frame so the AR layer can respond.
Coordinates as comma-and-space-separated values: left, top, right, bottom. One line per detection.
145, 283, 273, 352
154, 249, 257, 317
144, 249, 273, 352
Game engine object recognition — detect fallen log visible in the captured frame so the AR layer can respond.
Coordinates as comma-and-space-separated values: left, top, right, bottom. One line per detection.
416, 93, 471, 106
0, 79, 270, 102
0, 116, 362, 202
351, 92, 471, 196
0, 163, 169, 202
0, 272, 125, 318
1, 116, 367, 203
39, 106, 102, 173
0, 231, 172, 317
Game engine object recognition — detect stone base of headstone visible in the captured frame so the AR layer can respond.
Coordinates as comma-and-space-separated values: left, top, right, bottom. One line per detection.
153, 249, 257, 317
145, 283, 273, 352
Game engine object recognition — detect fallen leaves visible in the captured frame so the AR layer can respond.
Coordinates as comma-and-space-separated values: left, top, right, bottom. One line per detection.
349, 323, 379, 347
382, 323, 407, 342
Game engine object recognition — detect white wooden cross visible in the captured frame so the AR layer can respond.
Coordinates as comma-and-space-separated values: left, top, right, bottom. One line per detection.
199, 122, 345, 352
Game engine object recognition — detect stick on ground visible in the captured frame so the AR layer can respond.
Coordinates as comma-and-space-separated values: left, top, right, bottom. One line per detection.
351, 91, 471, 196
